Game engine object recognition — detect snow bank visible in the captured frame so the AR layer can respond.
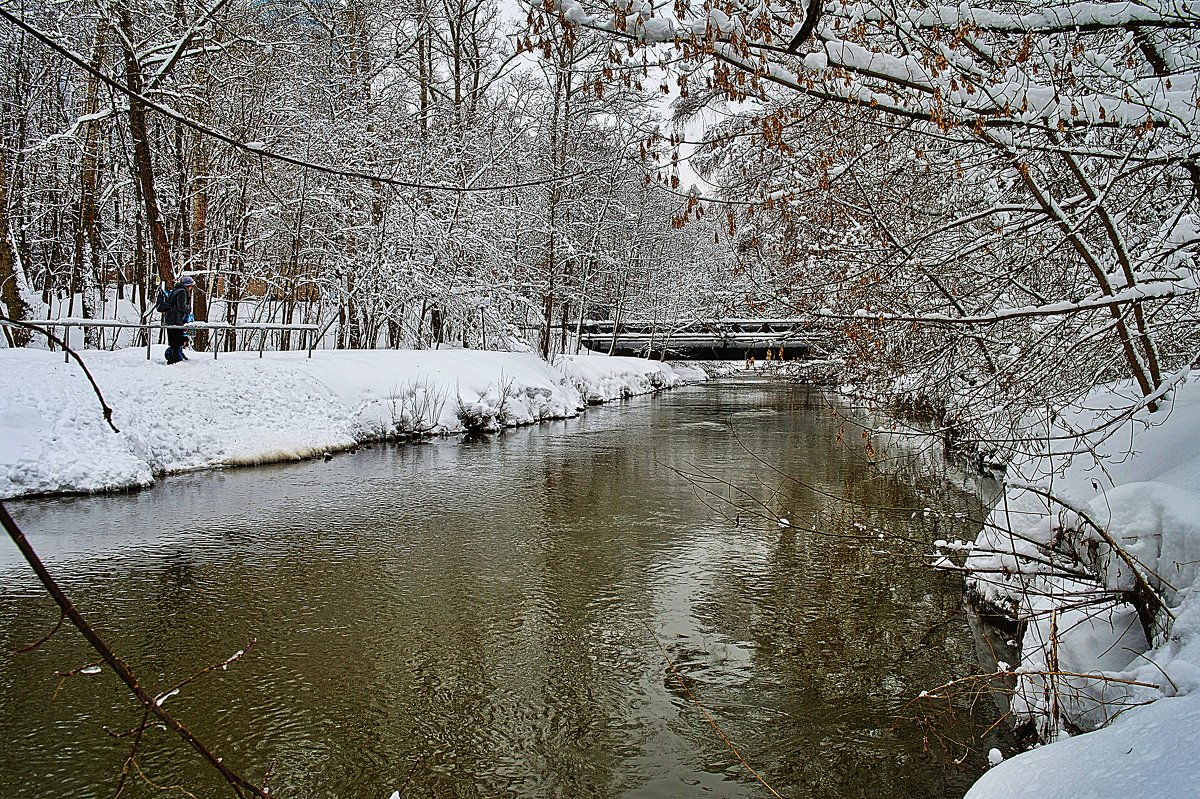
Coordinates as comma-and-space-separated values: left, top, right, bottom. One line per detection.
0, 347, 684, 499
557, 351, 674, 403
969, 690, 1200, 799
962, 378, 1200, 798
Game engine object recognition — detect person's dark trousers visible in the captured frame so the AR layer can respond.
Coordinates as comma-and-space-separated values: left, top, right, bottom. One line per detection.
165, 327, 185, 364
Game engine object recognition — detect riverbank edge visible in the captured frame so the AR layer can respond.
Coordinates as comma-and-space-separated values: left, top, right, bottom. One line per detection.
780, 370, 1200, 797
0, 347, 700, 501
945, 381, 1200, 798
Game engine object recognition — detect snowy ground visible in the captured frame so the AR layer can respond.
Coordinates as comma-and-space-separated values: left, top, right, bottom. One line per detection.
0, 346, 688, 499
958, 379, 1200, 798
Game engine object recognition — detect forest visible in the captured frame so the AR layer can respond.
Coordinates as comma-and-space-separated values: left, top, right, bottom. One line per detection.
3, 0, 1199, 461
3, 3, 1200, 798
0, 0, 738, 363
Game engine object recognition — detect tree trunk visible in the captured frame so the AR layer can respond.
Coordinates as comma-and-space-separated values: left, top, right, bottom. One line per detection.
430, 305, 443, 348
225, 197, 250, 353
559, 298, 570, 353
189, 140, 211, 351
0, 146, 31, 345
132, 211, 150, 348
77, 20, 107, 349
118, 9, 174, 286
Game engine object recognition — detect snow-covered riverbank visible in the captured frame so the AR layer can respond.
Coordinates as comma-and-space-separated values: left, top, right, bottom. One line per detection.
959, 379, 1200, 798
0, 347, 691, 499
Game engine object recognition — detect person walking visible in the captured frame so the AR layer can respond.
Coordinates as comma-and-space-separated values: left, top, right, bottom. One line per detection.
161, 276, 195, 364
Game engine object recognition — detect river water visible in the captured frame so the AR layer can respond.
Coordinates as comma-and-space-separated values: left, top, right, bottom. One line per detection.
0, 379, 1001, 799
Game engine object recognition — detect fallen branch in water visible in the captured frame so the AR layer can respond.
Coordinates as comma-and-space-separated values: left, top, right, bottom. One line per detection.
0, 501, 269, 798
644, 622, 785, 799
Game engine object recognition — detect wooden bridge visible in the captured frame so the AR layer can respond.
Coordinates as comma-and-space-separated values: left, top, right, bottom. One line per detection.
579, 318, 832, 360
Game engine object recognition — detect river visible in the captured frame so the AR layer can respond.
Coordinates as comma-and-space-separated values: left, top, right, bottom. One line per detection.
0, 378, 1002, 799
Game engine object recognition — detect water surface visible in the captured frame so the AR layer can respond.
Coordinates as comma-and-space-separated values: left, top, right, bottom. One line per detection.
1, 379, 999, 798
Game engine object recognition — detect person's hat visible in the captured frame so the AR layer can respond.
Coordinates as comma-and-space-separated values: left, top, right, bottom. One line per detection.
178, 276, 196, 287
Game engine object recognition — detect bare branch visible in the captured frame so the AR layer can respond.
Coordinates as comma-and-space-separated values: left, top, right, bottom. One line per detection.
0, 503, 269, 798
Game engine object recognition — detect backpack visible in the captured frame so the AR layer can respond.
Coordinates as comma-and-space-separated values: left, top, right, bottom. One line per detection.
154, 287, 171, 313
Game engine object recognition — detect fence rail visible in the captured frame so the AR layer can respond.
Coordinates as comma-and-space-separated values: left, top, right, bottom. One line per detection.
2, 318, 323, 362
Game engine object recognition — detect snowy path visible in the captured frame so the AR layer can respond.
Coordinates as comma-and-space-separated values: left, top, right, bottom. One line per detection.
0, 347, 689, 499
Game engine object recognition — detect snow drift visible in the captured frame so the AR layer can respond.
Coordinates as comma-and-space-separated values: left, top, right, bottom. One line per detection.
961, 378, 1200, 799
0, 347, 686, 499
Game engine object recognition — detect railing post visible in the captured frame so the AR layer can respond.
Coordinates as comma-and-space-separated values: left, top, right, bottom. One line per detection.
259, 329, 267, 358
146, 324, 152, 360
63, 326, 70, 363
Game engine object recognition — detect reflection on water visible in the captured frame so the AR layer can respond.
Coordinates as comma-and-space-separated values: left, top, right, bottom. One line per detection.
1, 379, 999, 798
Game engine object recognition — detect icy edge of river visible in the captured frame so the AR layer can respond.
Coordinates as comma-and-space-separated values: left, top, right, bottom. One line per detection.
0, 347, 690, 499
962, 378, 1200, 799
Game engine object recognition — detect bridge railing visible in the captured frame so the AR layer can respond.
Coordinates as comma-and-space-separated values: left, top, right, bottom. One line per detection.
2, 318, 322, 363
577, 319, 832, 360
580, 318, 818, 335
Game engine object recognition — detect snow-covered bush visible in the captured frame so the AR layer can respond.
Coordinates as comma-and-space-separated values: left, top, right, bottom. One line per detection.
951, 380, 1200, 750
453, 377, 517, 433
388, 381, 449, 437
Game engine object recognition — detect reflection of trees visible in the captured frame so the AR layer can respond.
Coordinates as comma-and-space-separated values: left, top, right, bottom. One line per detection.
667, 386, 997, 796
0, 383, 1000, 799
535, 433, 663, 795
744, 526, 989, 797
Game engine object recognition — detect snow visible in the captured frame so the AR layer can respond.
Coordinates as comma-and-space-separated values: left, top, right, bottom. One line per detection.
0, 347, 688, 499
898, 2, 1200, 33
969, 691, 1200, 799
962, 378, 1200, 799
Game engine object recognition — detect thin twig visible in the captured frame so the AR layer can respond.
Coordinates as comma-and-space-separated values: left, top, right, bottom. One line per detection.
14, 609, 66, 653
644, 622, 785, 799
113, 709, 150, 799
979, 710, 1013, 739
156, 639, 257, 707
1123, 649, 1180, 694
393, 753, 427, 798
52, 659, 105, 700
105, 718, 155, 740
130, 757, 200, 799
261, 758, 277, 797
911, 669, 1159, 704
0, 315, 119, 432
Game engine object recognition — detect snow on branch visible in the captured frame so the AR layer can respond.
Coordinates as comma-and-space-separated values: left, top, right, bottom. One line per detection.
555, 0, 1200, 133
872, 1, 1200, 34
822, 275, 1200, 326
